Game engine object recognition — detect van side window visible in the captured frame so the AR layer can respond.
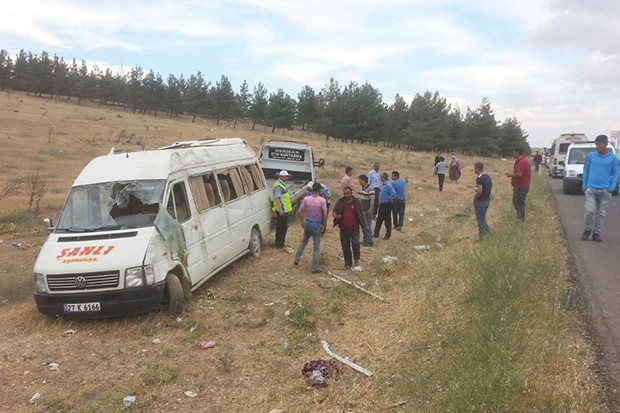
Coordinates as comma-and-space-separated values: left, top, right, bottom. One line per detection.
240, 164, 260, 192
167, 182, 190, 222
189, 175, 211, 212
247, 163, 265, 189
217, 169, 244, 202
204, 174, 222, 207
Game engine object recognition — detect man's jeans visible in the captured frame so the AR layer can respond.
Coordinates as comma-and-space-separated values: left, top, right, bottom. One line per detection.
473, 200, 490, 238
392, 199, 405, 228
294, 224, 322, 271
584, 188, 611, 234
362, 211, 374, 245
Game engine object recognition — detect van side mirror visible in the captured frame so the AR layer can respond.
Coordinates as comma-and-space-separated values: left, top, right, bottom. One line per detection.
43, 218, 54, 234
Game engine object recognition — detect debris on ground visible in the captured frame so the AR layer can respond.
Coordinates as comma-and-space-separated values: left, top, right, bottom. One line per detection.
29, 393, 41, 404
381, 256, 398, 264
198, 341, 217, 349
351, 266, 363, 272
327, 271, 386, 301
152, 338, 161, 344
43, 361, 59, 371
321, 340, 373, 377
413, 245, 430, 251
12, 242, 23, 248
63, 329, 77, 335
301, 359, 341, 385
123, 395, 136, 407
184, 390, 197, 398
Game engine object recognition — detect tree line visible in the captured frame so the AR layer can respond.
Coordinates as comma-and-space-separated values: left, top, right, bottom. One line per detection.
0, 49, 530, 156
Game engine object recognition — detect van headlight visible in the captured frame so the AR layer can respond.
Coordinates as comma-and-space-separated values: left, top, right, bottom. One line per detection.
125, 265, 155, 287
33, 273, 46, 292
565, 170, 577, 178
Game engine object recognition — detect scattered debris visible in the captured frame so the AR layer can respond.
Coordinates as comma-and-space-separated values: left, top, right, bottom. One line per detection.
12, 242, 23, 248
381, 256, 398, 264
29, 393, 41, 404
320, 340, 372, 377
175, 317, 183, 322
152, 338, 161, 344
562, 287, 577, 310
264, 301, 274, 307
408, 217, 413, 221
413, 245, 430, 251
43, 362, 59, 371
351, 266, 363, 272
123, 395, 136, 407
198, 341, 217, 349
327, 271, 386, 302
301, 359, 341, 385
63, 329, 77, 335
184, 390, 197, 398
189, 325, 197, 333
267, 409, 283, 413
283, 341, 290, 350
283, 246, 295, 254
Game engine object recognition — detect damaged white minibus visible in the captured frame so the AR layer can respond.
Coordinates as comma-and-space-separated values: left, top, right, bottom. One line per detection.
33, 138, 272, 318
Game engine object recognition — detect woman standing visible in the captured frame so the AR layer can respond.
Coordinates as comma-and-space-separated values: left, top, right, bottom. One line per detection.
449, 156, 461, 183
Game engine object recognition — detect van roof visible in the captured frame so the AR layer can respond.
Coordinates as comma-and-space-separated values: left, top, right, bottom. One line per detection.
73, 138, 255, 186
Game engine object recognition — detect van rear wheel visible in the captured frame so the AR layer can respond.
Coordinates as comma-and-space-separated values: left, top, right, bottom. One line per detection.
163, 273, 184, 315
248, 227, 262, 258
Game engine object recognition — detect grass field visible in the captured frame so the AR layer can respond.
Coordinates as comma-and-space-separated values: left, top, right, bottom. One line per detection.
0, 92, 608, 412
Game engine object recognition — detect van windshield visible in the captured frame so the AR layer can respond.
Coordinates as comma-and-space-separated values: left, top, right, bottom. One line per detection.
56, 180, 166, 232
567, 148, 595, 165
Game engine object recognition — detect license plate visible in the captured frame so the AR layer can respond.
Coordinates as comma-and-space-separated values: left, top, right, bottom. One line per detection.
63, 302, 101, 313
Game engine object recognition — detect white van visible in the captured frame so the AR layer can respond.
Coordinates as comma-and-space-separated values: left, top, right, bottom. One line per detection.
33, 138, 272, 318
563, 141, 619, 195
548, 133, 588, 178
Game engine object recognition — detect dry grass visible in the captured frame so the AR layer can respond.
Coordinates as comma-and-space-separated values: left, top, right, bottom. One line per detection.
0, 92, 607, 412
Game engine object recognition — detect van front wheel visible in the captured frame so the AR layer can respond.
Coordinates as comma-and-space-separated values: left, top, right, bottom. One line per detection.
248, 227, 262, 258
163, 273, 184, 315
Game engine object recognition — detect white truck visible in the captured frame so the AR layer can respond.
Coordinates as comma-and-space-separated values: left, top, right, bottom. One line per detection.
258, 140, 318, 205
33, 138, 272, 318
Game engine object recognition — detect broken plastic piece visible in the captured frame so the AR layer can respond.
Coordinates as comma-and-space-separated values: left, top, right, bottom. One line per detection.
320, 340, 373, 377
29, 393, 41, 404
123, 396, 136, 407
198, 341, 217, 349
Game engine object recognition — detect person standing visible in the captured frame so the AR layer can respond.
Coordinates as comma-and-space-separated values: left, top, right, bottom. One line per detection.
332, 187, 368, 270
391, 171, 408, 231
368, 162, 381, 217
449, 156, 461, 182
294, 182, 328, 273
272, 170, 293, 248
580, 134, 619, 242
533, 151, 543, 173
340, 166, 355, 194
358, 174, 375, 246
373, 172, 396, 240
505, 147, 531, 221
473, 162, 492, 238
433, 157, 447, 191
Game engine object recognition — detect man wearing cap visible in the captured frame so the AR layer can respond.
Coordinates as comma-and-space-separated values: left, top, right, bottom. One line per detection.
272, 170, 293, 248
580, 134, 619, 242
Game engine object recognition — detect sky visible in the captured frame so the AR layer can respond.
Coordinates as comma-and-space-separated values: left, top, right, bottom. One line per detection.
3, 0, 620, 148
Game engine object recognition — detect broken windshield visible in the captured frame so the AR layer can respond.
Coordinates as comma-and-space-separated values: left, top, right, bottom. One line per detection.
56, 180, 166, 232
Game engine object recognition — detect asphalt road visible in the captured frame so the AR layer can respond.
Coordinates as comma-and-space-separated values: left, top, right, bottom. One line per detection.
547, 174, 620, 409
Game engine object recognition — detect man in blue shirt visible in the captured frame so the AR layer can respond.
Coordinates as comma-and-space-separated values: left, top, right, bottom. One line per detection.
373, 172, 396, 240
581, 134, 619, 242
390, 171, 408, 231
473, 162, 492, 238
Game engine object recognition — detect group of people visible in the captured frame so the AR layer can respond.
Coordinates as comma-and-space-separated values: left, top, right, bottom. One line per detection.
274, 136, 618, 273
433, 155, 462, 191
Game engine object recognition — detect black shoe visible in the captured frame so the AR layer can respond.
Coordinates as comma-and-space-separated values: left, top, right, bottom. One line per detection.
311, 269, 322, 274
592, 233, 602, 242
294, 261, 299, 266
383, 235, 390, 240
580, 230, 591, 241
373, 233, 379, 238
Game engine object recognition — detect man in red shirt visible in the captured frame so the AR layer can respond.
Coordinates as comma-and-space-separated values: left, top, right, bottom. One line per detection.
505, 147, 531, 221
332, 186, 368, 270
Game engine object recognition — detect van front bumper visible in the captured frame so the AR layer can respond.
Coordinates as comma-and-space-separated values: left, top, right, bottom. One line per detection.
562, 177, 583, 194
34, 281, 166, 319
